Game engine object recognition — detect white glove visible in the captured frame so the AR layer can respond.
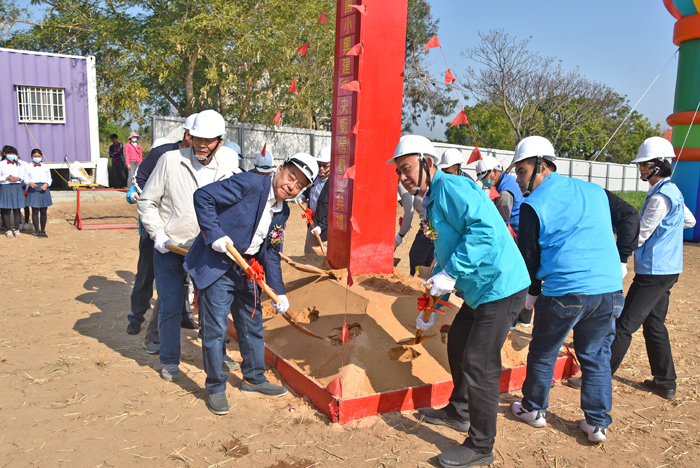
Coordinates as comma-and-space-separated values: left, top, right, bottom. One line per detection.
416, 310, 437, 331
524, 293, 538, 310
212, 236, 233, 253
621, 262, 628, 279
154, 233, 171, 254
129, 192, 138, 203
311, 226, 321, 235
272, 294, 289, 315
394, 233, 403, 248
423, 270, 456, 297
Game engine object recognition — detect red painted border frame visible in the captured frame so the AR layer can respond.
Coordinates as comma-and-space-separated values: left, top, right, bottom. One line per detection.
228, 319, 577, 425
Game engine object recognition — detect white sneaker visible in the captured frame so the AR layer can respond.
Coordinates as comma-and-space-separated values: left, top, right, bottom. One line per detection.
580, 418, 607, 443
512, 401, 546, 427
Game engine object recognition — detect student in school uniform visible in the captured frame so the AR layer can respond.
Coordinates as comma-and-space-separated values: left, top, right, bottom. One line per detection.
0, 146, 27, 238
25, 149, 52, 238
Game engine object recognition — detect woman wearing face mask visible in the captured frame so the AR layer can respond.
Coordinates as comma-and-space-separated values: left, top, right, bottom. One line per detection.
25, 149, 53, 238
0, 145, 27, 238
124, 131, 143, 188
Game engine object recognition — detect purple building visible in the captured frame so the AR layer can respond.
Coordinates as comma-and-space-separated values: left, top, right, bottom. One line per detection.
0, 48, 99, 172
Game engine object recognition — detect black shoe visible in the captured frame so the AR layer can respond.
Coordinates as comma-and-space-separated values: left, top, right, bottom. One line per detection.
180, 314, 199, 329
207, 392, 229, 415
241, 380, 288, 397
566, 376, 582, 390
34, 231, 41, 238
438, 444, 494, 468
643, 379, 676, 400
419, 407, 471, 433
126, 322, 141, 335
41, 231, 48, 238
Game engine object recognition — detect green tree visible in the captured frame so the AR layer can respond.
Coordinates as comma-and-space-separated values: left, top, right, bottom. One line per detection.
444, 103, 515, 150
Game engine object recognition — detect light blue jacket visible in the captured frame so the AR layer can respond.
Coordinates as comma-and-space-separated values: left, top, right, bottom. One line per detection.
427, 170, 530, 309
634, 179, 685, 275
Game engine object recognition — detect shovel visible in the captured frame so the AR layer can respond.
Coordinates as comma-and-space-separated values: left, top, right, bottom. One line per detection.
294, 199, 326, 255
225, 244, 323, 340
398, 287, 439, 346
279, 253, 343, 280
165, 243, 190, 256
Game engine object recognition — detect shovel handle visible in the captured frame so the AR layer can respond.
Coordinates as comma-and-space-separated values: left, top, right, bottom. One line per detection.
165, 243, 189, 256
314, 232, 326, 255
225, 244, 280, 304
295, 199, 316, 229
420, 286, 439, 322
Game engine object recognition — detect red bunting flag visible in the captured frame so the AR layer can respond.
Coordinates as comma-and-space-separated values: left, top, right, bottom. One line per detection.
273, 110, 281, 126
340, 80, 361, 93
341, 322, 349, 342
423, 34, 441, 50
318, 10, 328, 24
347, 264, 353, 286
297, 43, 310, 56
341, 165, 356, 180
489, 185, 499, 201
445, 69, 455, 85
345, 42, 363, 56
350, 215, 361, 233
467, 146, 483, 164
287, 79, 297, 94
326, 376, 342, 397
350, 120, 360, 135
261, 143, 267, 157
351, 4, 367, 16
450, 110, 469, 127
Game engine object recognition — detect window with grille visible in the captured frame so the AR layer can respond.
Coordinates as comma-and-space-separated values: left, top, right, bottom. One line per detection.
16, 86, 66, 124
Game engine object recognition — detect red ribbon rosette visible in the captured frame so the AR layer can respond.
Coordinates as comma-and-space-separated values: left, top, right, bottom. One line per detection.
244, 259, 265, 317
301, 208, 315, 225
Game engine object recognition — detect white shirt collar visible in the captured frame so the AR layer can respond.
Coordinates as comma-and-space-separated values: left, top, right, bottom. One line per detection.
269, 182, 283, 212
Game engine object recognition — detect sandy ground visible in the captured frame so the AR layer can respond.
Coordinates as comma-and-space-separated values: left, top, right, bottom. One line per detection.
1, 193, 699, 467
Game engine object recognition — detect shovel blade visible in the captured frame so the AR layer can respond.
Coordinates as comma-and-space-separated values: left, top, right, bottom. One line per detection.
281, 313, 324, 340
397, 333, 435, 346
311, 245, 325, 256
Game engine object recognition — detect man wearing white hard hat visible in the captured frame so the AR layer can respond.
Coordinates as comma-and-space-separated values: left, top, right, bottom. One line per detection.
508, 136, 638, 444
301, 146, 331, 255
125, 113, 198, 343
184, 153, 318, 415
138, 110, 239, 382
389, 135, 530, 468
475, 155, 523, 237
251, 146, 276, 176
437, 148, 473, 180
605, 137, 695, 400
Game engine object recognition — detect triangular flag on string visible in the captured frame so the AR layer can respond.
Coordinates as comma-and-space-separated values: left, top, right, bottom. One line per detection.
341, 322, 349, 342
423, 34, 440, 50
326, 376, 342, 397
345, 42, 363, 56
350, 121, 360, 135
287, 79, 297, 94
318, 10, 328, 24
489, 185, 499, 201
467, 146, 482, 164
261, 143, 267, 157
297, 43, 310, 56
341, 165, 356, 180
450, 110, 469, 127
350, 4, 366, 16
350, 215, 361, 233
340, 80, 361, 93
347, 265, 353, 286
445, 69, 455, 85
273, 110, 281, 126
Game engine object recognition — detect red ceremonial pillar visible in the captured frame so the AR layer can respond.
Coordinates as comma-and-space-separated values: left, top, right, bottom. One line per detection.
326, 0, 408, 274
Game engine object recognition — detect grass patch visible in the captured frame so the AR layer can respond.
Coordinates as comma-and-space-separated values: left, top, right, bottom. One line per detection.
613, 191, 646, 212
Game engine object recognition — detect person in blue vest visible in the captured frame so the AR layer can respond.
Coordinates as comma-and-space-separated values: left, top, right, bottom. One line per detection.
508, 136, 639, 444
609, 137, 696, 400
184, 153, 318, 416
389, 135, 530, 468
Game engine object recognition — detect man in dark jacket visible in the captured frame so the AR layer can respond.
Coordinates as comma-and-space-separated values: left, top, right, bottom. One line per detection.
300, 146, 330, 255
184, 153, 318, 415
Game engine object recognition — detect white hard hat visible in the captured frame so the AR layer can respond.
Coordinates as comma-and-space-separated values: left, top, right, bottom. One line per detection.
183, 113, 199, 131
507, 136, 557, 172
189, 110, 226, 139
254, 147, 276, 173
316, 146, 331, 163
475, 156, 503, 181
632, 136, 675, 164
151, 137, 172, 149
438, 148, 464, 170
224, 141, 242, 160
286, 153, 319, 186
386, 135, 439, 165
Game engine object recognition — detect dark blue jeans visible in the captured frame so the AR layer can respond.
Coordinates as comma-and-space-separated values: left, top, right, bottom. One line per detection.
152, 249, 187, 365
199, 265, 266, 394
128, 229, 155, 326
522, 292, 624, 428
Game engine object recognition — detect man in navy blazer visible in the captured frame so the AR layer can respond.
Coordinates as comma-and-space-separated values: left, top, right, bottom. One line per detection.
185, 153, 318, 415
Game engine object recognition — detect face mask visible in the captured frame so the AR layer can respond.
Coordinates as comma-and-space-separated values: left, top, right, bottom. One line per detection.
6, 155, 16, 162
131, 137, 138, 142
482, 177, 493, 189
33, 157, 42, 164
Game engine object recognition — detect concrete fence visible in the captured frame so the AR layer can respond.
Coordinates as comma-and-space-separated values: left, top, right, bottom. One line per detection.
153, 116, 646, 192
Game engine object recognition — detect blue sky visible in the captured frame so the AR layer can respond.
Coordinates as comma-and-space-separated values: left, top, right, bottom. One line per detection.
415, 0, 679, 140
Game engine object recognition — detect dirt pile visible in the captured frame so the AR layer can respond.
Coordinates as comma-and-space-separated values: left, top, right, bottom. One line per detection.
359, 272, 426, 295
388, 346, 421, 362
